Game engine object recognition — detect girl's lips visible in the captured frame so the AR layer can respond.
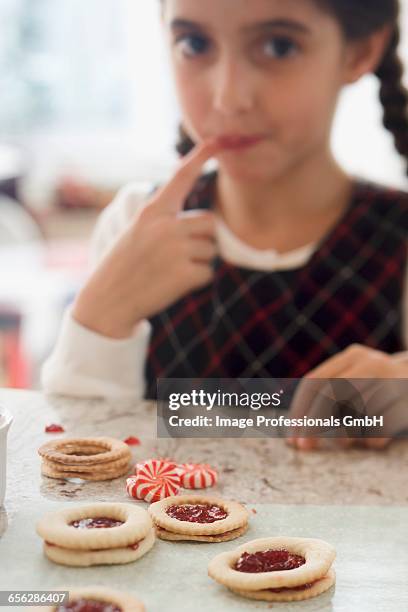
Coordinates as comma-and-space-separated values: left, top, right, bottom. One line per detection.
217, 135, 265, 150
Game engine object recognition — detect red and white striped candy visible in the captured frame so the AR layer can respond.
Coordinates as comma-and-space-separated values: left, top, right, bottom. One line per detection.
178, 463, 218, 489
133, 457, 175, 474
126, 459, 181, 503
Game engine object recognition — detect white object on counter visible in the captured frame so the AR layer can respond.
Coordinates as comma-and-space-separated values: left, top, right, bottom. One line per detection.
0, 409, 13, 507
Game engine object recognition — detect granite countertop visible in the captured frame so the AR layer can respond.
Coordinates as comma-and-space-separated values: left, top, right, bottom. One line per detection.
1, 389, 407, 612
1, 388, 408, 517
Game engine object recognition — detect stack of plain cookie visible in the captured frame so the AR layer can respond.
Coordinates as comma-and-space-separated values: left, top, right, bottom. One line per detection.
38, 436, 131, 481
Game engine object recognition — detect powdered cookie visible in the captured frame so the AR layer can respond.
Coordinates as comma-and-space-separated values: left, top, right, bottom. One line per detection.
149, 494, 249, 541
208, 537, 336, 601
36, 502, 155, 566
32, 586, 145, 611
229, 568, 336, 602
38, 437, 131, 482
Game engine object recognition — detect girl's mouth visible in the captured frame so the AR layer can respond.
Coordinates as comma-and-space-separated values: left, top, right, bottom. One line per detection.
217, 134, 265, 151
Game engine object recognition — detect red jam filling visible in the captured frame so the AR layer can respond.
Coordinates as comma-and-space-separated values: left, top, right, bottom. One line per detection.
235, 549, 306, 573
268, 582, 314, 593
56, 599, 121, 612
45, 423, 65, 433
166, 504, 227, 523
69, 517, 124, 529
123, 436, 140, 445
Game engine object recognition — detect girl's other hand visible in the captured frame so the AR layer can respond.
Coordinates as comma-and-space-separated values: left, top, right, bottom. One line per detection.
72, 139, 221, 339
285, 344, 408, 451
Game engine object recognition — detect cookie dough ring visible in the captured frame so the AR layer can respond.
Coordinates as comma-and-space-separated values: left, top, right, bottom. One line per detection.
41, 461, 130, 481
43, 528, 156, 567
38, 437, 131, 466
149, 495, 249, 536
33, 586, 145, 612
208, 537, 336, 590
156, 524, 248, 542
36, 503, 152, 550
229, 568, 336, 602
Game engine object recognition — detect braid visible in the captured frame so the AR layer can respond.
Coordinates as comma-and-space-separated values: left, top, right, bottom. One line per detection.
375, 26, 408, 175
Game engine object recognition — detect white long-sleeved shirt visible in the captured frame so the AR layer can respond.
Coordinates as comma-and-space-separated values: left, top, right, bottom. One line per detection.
41, 181, 408, 399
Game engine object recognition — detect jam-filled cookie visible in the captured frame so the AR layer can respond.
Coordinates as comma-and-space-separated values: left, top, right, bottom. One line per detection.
33, 587, 145, 612
208, 537, 336, 602
148, 494, 249, 542
36, 503, 155, 566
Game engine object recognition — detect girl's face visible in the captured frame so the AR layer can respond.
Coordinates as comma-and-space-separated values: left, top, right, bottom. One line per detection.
162, 0, 358, 183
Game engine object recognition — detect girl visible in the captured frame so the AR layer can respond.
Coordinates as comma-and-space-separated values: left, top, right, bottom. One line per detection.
43, 0, 408, 450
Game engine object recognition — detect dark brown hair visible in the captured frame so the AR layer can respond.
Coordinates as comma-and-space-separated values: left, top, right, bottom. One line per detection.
172, 0, 408, 175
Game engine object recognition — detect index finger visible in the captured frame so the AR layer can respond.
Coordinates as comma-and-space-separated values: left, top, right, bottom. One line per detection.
149, 138, 221, 215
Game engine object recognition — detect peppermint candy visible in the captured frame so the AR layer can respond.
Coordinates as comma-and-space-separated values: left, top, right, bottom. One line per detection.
178, 463, 218, 489
126, 459, 181, 503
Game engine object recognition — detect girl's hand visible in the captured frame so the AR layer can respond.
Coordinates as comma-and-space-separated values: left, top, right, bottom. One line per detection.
72, 139, 221, 339
286, 344, 408, 451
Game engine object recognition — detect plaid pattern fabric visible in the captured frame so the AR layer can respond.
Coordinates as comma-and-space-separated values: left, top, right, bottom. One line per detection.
145, 172, 408, 399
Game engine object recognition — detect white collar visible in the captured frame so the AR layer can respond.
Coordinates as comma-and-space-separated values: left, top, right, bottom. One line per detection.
215, 216, 316, 271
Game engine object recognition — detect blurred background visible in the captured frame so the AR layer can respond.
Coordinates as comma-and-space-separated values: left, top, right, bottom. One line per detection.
1, 0, 408, 390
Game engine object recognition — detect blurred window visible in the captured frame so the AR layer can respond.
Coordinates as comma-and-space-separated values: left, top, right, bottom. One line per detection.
0, 0, 132, 132
0, 0, 178, 194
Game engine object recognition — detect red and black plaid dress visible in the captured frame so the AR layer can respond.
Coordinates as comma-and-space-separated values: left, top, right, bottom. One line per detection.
145, 171, 408, 398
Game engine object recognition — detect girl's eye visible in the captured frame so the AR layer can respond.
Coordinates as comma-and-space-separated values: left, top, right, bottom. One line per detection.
175, 34, 210, 58
263, 36, 298, 59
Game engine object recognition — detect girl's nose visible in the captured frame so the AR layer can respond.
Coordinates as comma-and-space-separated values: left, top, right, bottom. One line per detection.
211, 57, 255, 116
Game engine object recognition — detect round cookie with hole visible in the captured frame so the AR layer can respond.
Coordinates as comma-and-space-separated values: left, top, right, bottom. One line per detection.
208, 536, 336, 602
33, 586, 145, 612
36, 502, 155, 567
148, 494, 249, 542
38, 437, 131, 481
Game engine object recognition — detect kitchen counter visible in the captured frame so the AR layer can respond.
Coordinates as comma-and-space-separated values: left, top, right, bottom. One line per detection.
0, 388, 407, 611
2, 389, 407, 511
